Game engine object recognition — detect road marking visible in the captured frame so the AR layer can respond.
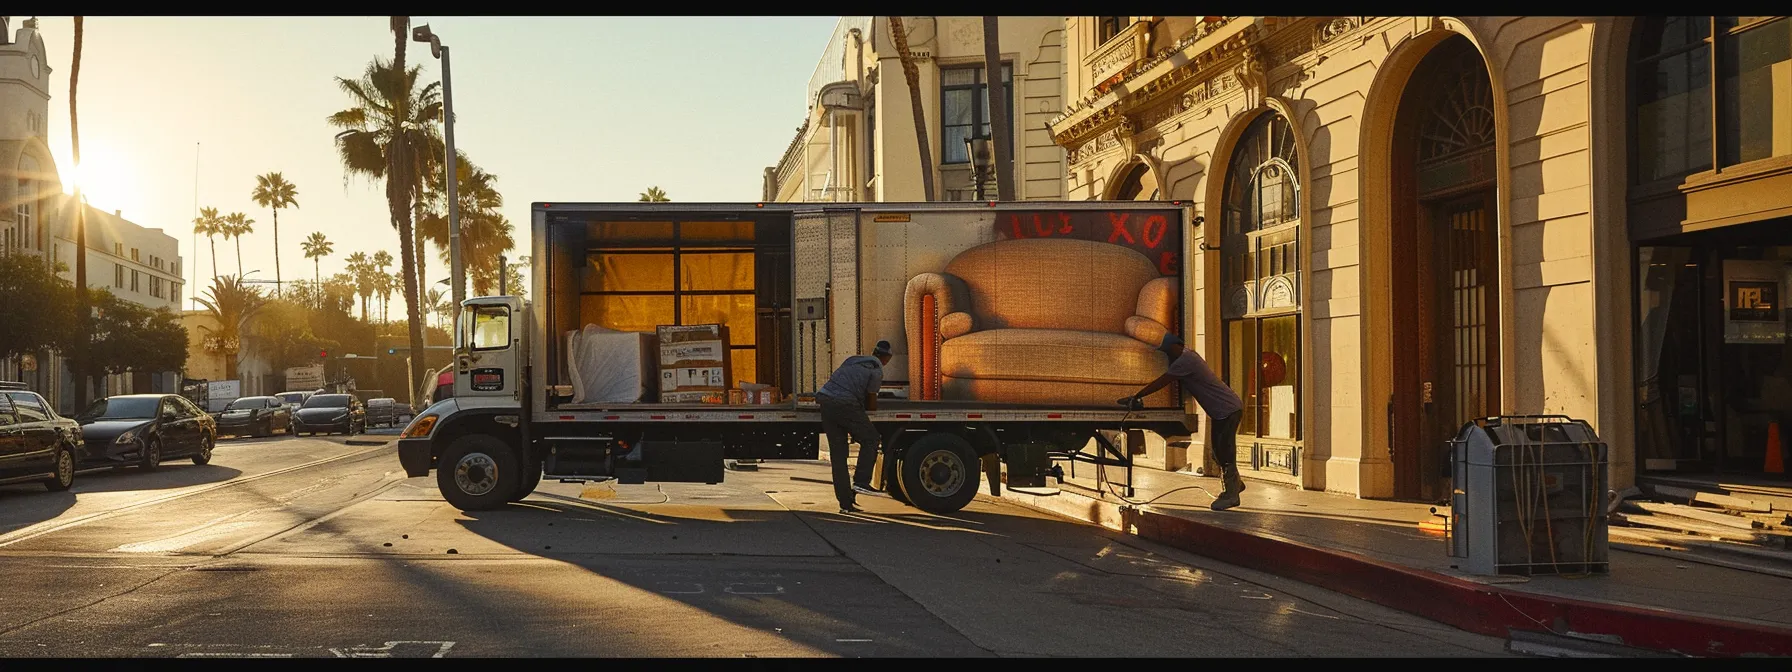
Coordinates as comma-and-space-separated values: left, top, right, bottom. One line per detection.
328, 641, 456, 658
0, 444, 391, 548
177, 653, 294, 658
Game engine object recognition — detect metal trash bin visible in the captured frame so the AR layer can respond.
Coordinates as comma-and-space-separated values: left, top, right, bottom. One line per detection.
1450, 415, 1610, 577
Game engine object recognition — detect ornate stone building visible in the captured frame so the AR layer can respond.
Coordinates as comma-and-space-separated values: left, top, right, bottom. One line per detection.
768, 17, 1068, 203
1053, 17, 1792, 499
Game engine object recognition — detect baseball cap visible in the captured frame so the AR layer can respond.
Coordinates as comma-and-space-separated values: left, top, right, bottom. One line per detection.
1156, 334, 1184, 354
874, 340, 892, 356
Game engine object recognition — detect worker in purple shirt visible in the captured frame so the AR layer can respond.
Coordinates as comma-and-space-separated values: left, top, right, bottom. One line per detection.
818, 340, 893, 513
1119, 334, 1248, 511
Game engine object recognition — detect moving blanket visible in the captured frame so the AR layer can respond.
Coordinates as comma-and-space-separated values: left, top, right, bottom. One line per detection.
566, 324, 655, 404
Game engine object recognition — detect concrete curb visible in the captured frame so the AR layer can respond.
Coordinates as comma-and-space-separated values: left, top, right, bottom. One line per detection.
980, 486, 1792, 658
345, 438, 392, 446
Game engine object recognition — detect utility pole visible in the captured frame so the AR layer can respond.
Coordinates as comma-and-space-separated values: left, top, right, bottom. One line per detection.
982, 17, 1015, 201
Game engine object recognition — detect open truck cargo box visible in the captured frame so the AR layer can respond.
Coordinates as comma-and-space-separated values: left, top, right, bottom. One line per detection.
534, 202, 1195, 415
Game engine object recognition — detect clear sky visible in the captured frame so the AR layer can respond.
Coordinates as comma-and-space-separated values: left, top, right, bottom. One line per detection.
28, 16, 839, 309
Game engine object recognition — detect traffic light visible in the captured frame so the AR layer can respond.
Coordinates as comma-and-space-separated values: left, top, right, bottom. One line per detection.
319, 349, 328, 359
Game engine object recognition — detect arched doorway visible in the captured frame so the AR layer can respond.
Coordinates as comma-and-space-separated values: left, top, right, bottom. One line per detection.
1388, 35, 1501, 502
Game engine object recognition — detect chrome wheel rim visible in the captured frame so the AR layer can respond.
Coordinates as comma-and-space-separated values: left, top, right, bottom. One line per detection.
56, 450, 73, 486
917, 449, 966, 498
454, 452, 500, 496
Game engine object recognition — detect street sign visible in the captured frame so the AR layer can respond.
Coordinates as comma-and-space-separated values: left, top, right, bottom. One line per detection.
285, 365, 324, 391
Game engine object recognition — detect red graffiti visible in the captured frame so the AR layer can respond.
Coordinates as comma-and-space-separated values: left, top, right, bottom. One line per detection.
1034, 214, 1055, 237
1010, 214, 1024, 239
1142, 215, 1167, 250
1159, 251, 1180, 276
1058, 213, 1074, 234
1107, 213, 1136, 244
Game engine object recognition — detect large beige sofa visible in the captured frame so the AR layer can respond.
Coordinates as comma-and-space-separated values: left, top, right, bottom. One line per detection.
903, 237, 1180, 407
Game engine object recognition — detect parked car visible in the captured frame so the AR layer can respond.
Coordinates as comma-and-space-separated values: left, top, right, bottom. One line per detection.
0, 383, 84, 491
292, 394, 366, 436
75, 394, 217, 471
273, 390, 314, 414
215, 395, 292, 438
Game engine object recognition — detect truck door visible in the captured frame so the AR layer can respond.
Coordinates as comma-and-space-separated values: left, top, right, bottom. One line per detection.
792, 208, 859, 396
455, 297, 526, 400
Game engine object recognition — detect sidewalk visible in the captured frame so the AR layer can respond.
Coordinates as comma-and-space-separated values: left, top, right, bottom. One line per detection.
981, 465, 1792, 657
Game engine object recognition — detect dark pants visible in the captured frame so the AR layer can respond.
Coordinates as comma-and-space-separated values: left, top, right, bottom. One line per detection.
820, 394, 880, 507
1210, 411, 1242, 472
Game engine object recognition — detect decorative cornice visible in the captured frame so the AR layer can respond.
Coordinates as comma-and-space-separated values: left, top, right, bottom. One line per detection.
1052, 18, 1257, 149
772, 118, 812, 190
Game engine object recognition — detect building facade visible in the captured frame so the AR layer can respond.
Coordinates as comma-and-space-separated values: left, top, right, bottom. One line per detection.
0, 17, 185, 412
1052, 16, 1792, 499
767, 16, 1069, 203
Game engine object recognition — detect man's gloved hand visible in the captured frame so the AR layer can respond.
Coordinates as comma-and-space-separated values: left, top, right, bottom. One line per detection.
1116, 396, 1142, 410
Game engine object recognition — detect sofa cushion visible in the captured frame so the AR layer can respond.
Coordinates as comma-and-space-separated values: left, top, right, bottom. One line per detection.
939, 328, 1166, 386
944, 237, 1159, 334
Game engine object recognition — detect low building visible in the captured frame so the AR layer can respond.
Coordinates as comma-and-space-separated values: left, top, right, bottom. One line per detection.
0, 16, 185, 413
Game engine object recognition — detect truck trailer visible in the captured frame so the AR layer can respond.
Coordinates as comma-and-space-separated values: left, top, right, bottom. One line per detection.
398, 201, 1202, 514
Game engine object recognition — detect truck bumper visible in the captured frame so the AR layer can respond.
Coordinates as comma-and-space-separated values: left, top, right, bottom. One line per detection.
398, 437, 434, 477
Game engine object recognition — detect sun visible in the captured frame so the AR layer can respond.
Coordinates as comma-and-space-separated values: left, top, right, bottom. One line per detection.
61, 145, 141, 214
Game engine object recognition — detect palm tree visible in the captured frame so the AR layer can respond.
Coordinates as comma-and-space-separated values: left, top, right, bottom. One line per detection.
372, 250, 394, 322
330, 19, 441, 403
345, 251, 372, 321
639, 186, 669, 202
69, 15, 93, 408
300, 232, 333, 298
192, 207, 223, 281
462, 215, 515, 297
195, 275, 269, 381
222, 212, 255, 278
250, 173, 300, 295
415, 149, 501, 293
889, 17, 936, 201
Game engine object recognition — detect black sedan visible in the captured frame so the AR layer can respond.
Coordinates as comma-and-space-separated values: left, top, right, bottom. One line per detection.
75, 394, 216, 471
0, 384, 85, 491
214, 395, 292, 438
292, 394, 366, 436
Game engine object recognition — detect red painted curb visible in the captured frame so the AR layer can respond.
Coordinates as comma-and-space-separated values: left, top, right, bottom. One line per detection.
1125, 507, 1792, 657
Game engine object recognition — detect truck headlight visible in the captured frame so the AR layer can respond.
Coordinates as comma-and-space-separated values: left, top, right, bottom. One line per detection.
402, 414, 439, 439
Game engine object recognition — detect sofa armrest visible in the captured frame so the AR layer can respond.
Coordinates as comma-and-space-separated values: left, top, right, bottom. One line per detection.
1135, 277, 1179, 329
940, 312, 975, 339
1125, 316, 1170, 347
905, 272, 972, 400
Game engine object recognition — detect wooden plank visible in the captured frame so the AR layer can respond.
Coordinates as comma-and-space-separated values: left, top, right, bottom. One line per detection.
1648, 484, 1774, 513
1631, 501, 1763, 530
1611, 512, 1764, 543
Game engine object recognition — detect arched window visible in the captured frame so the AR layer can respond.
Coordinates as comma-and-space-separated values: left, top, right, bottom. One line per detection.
1632, 16, 1792, 183
14, 154, 39, 252
1114, 162, 1159, 200
1219, 111, 1301, 442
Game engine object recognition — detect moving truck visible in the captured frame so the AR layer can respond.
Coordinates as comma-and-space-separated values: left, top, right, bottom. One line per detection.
399, 202, 1200, 513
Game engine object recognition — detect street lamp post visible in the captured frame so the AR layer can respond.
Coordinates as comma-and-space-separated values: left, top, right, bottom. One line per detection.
413, 24, 461, 322
964, 136, 992, 201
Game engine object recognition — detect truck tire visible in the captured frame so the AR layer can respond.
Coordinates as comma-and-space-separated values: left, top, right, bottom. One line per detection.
882, 450, 911, 505
508, 455, 543, 503
438, 434, 521, 511
898, 433, 979, 514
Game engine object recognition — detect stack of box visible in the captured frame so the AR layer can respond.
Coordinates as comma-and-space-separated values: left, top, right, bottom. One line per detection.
657, 324, 732, 403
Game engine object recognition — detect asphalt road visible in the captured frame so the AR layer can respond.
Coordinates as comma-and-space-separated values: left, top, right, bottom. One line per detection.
0, 430, 1513, 658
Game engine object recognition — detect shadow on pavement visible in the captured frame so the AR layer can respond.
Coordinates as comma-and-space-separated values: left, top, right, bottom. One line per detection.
66, 463, 245, 494
0, 489, 75, 535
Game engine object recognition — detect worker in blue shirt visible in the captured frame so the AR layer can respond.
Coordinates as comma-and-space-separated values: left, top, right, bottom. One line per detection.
1120, 334, 1248, 511
818, 340, 892, 513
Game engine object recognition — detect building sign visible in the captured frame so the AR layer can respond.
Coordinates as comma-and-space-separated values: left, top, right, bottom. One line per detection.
285, 365, 324, 391
1723, 259, 1788, 344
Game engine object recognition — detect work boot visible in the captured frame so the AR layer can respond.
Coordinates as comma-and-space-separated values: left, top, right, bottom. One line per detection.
1211, 468, 1244, 511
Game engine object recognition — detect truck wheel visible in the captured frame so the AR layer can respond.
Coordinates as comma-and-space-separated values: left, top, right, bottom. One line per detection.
437, 434, 521, 511
898, 433, 979, 514
507, 455, 543, 503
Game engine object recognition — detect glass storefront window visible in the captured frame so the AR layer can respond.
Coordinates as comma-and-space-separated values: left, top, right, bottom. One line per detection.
1219, 111, 1303, 440
1259, 315, 1300, 440
1719, 18, 1792, 166
1226, 319, 1258, 436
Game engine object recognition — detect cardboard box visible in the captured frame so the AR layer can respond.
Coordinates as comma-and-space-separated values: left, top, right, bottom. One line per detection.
655, 324, 732, 402
755, 387, 782, 405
